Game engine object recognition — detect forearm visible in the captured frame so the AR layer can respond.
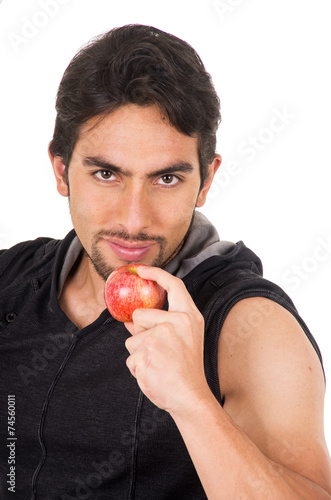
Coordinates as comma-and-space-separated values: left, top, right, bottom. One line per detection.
171, 394, 331, 500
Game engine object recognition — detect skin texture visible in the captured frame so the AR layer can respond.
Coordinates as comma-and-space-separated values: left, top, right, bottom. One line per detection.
125, 267, 331, 499
50, 104, 220, 328
50, 104, 331, 498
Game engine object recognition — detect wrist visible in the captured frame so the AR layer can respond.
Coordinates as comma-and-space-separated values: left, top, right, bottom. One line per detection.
169, 384, 224, 427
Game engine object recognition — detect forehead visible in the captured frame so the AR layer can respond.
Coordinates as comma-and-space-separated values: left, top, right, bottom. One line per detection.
73, 104, 199, 169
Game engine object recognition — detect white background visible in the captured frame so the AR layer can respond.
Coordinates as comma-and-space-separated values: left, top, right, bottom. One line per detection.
1, 0, 330, 452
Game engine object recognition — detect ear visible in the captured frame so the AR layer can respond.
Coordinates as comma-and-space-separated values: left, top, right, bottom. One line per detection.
196, 154, 222, 207
48, 146, 69, 197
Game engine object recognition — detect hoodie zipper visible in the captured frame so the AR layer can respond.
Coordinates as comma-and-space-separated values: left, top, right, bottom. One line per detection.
31, 334, 79, 499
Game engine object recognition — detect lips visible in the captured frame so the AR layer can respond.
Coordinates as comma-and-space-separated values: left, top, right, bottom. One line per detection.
105, 239, 155, 262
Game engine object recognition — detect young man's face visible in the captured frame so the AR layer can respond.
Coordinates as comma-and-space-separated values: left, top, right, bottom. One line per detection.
52, 104, 220, 279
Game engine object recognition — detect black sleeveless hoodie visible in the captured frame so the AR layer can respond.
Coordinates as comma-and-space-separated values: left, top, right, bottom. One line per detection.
0, 225, 323, 499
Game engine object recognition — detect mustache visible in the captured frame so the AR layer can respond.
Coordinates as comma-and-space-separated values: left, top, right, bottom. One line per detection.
94, 229, 166, 245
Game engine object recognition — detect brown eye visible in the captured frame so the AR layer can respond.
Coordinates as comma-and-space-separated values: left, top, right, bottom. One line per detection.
100, 170, 112, 179
161, 175, 175, 184
155, 174, 180, 187
95, 170, 115, 181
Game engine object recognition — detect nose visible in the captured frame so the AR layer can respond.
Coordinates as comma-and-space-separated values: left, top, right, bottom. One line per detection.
117, 182, 152, 235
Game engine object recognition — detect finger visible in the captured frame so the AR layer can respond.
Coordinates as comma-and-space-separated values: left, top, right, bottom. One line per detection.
126, 352, 137, 378
124, 317, 150, 336
131, 307, 171, 331
125, 327, 153, 354
124, 321, 135, 336
126, 343, 150, 378
136, 266, 196, 313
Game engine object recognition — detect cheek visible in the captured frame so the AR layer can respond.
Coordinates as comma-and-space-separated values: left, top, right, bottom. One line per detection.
156, 194, 196, 237
69, 182, 116, 230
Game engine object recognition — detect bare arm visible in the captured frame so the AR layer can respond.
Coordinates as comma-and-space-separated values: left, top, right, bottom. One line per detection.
172, 297, 331, 499
125, 268, 331, 499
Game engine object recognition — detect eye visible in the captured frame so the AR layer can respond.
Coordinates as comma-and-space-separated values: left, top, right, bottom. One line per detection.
156, 174, 179, 186
94, 170, 116, 181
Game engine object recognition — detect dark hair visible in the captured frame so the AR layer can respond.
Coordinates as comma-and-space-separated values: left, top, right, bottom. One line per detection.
49, 24, 221, 187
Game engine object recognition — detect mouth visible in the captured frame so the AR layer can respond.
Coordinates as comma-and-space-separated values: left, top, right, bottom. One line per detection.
104, 238, 155, 262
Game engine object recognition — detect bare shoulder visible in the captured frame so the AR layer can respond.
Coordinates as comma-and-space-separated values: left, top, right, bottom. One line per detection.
218, 296, 324, 395
218, 296, 331, 493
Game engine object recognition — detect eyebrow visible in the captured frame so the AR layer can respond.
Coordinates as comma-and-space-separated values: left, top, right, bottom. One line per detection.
82, 155, 195, 179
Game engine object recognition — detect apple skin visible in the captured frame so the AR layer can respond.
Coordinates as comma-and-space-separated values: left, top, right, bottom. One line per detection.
104, 264, 167, 322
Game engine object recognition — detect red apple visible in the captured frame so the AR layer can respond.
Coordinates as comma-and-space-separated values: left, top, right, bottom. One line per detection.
104, 264, 166, 322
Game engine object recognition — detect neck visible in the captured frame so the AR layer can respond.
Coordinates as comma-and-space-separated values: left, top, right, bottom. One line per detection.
59, 252, 107, 329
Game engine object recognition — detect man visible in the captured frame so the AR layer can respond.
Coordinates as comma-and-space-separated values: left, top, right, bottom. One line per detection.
0, 24, 330, 499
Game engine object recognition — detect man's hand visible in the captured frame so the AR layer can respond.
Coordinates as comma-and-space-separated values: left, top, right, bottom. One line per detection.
124, 266, 211, 415
124, 269, 331, 499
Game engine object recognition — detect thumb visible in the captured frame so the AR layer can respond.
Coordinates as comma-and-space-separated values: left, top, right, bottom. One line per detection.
124, 321, 135, 335
124, 317, 148, 336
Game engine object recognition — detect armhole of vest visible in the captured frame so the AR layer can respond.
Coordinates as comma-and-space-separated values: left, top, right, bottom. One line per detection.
203, 288, 325, 407
0, 240, 35, 279
0, 237, 59, 278
33, 238, 60, 260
